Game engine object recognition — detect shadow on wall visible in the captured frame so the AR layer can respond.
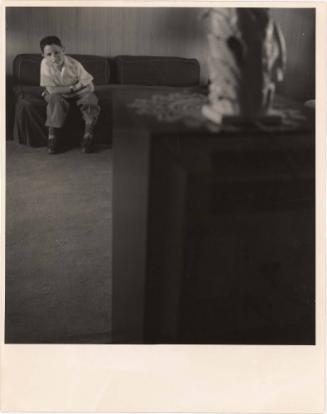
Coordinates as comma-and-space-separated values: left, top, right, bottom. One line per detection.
155, 7, 315, 99
272, 8, 315, 102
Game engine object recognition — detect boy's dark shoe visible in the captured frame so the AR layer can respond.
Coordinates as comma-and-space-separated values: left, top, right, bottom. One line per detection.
82, 124, 95, 153
48, 127, 58, 154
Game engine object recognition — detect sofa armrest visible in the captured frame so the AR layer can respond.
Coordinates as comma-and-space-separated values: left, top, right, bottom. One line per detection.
13, 85, 44, 99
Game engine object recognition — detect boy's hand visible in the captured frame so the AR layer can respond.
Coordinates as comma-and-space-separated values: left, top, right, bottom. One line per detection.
70, 81, 84, 93
41, 88, 49, 97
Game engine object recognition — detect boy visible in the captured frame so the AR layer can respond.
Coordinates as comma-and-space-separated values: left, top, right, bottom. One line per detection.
40, 35, 100, 154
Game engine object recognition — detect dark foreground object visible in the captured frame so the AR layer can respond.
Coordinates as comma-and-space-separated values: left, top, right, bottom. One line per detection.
112, 88, 315, 345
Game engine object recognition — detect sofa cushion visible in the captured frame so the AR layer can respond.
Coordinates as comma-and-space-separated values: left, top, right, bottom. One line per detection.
14, 85, 112, 101
114, 55, 200, 86
14, 85, 121, 106
14, 84, 199, 101
13, 54, 111, 86
94, 83, 200, 97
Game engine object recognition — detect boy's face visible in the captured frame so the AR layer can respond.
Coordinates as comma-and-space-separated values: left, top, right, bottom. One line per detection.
42, 44, 65, 67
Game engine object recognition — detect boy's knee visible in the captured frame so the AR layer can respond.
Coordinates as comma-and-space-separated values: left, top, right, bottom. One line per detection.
47, 93, 67, 106
78, 92, 99, 106
49, 93, 62, 101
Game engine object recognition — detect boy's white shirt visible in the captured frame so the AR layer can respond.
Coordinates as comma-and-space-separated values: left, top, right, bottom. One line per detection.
40, 55, 93, 88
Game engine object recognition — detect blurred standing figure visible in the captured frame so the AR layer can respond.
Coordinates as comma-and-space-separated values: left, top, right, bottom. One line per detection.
202, 8, 286, 123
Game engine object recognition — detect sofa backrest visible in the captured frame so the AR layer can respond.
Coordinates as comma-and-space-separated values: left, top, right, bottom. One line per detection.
13, 54, 111, 86
114, 55, 200, 86
12, 54, 200, 87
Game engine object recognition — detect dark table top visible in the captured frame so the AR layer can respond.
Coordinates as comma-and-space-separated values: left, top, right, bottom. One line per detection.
112, 86, 315, 140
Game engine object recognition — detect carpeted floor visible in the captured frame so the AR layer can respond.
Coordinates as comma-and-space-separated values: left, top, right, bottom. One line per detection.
5, 140, 112, 343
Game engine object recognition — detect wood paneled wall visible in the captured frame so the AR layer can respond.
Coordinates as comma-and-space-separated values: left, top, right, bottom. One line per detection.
5, 7, 207, 80
6, 7, 315, 100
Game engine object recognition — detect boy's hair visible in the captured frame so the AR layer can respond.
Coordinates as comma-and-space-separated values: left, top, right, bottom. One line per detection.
40, 36, 63, 53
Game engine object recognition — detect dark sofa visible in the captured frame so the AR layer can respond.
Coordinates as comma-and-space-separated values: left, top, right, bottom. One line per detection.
11, 54, 201, 147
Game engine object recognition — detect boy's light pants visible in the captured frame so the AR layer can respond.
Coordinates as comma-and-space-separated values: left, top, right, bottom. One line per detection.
44, 91, 100, 128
